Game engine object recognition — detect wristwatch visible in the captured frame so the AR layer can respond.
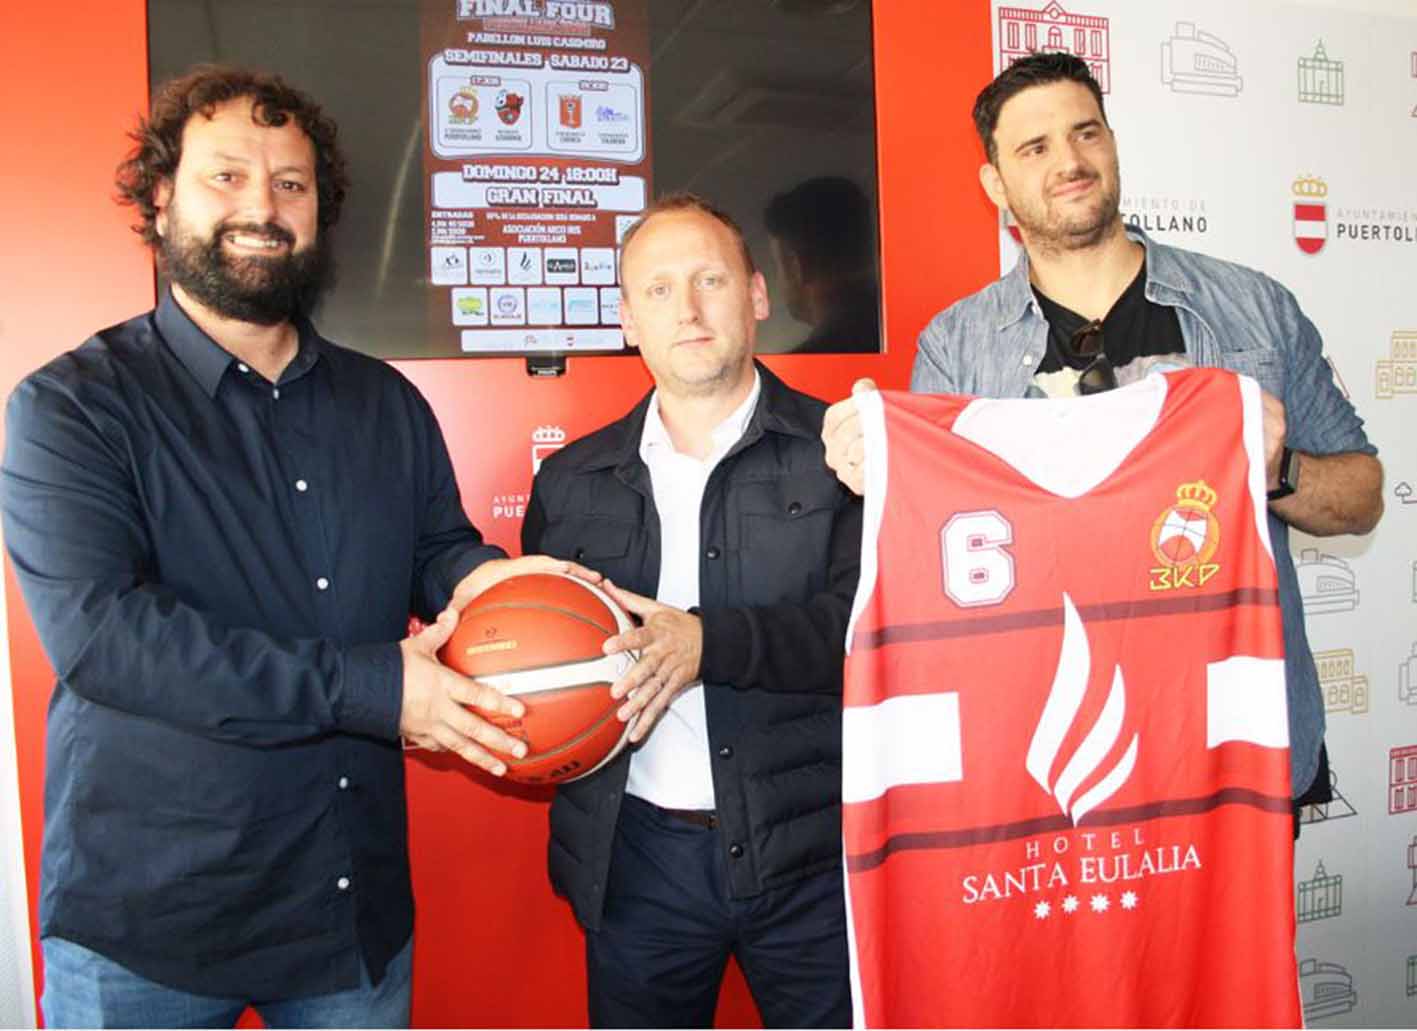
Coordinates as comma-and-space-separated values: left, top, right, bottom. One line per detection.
1267, 446, 1300, 502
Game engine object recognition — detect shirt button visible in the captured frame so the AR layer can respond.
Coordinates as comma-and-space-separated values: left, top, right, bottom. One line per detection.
338, 776, 349, 790
237, 363, 250, 373
1021, 354, 1034, 366
316, 577, 330, 591
337, 876, 351, 891
728, 843, 744, 859
705, 546, 721, 560
718, 745, 734, 759
272, 388, 281, 400
296, 479, 309, 492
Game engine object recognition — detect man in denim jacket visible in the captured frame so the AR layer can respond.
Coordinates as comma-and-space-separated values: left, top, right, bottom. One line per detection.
823, 53, 1382, 818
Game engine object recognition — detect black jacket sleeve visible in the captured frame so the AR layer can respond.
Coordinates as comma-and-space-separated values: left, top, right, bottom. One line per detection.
697, 488, 862, 696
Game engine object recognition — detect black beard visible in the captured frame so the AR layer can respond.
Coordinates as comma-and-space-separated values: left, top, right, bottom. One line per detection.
160, 219, 334, 326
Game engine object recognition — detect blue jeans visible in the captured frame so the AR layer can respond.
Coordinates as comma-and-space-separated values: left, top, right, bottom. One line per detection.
40, 935, 412, 1029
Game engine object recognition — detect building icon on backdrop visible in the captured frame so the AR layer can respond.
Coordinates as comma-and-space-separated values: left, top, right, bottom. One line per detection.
1161, 22, 1243, 97
1315, 649, 1369, 715
1299, 766, 1358, 825
1298, 40, 1343, 105
1408, 836, 1417, 905
1392, 746, 1417, 815
1408, 954, 1417, 997
1295, 548, 1358, 613
1297, 860, 1343, 922
1299, 958, 1358, 1021
1376, 330, 1417, 399
998, 3, 1111, 92
1400, 642, 1417, 705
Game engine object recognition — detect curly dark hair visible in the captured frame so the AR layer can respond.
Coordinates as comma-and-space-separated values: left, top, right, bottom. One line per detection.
116, 65, 349, 245
973, 52, 1107, 165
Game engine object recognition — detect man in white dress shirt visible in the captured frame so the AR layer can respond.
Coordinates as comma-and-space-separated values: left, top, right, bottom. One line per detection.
522, 193, 862, 1028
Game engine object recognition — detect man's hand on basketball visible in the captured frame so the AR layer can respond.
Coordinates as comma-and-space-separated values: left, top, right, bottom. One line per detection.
600, 583, 702, 744
450, 554, 602, 612
822, 377, 877, 496
398, 607, 529, 776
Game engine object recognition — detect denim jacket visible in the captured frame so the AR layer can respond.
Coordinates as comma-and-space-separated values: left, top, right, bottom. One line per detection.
911, 228, 1377, 797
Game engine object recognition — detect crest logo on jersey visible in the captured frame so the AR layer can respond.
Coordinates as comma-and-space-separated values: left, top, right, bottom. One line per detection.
1149, 480, 1221, 591
1026, 594, 1139, 825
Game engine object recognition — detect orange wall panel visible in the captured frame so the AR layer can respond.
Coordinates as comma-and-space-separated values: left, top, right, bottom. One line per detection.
1, 1, 995, 1025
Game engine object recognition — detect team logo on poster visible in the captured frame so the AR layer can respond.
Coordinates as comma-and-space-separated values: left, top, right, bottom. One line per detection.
1148, 481, 1221, 591
997, 3, 1111, 93
449, 85, 479, 123
495, 89, 525, 124
1293, 175, 1328, 255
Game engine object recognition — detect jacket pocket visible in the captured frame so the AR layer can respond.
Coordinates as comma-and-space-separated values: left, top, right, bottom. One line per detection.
737, 490, 837, 604
539, 517, 639, 585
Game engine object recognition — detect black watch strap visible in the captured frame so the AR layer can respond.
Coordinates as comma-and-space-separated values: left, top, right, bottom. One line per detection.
1267, 446, 1299, 502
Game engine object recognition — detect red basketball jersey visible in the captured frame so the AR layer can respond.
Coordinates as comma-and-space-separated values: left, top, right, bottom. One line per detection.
842, 369, 1299, 1028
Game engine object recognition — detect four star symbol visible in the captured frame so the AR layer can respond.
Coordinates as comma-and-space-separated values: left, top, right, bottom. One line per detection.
1022, 889, 1145, 918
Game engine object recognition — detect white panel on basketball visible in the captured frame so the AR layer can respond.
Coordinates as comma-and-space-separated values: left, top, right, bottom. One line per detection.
842, 693, 963, 804
473, 651, 635, 696
1206, 655, 1288, 749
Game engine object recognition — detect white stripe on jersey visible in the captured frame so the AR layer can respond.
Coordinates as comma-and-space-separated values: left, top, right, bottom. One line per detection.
1206, 655, 1289, 749
842, 692, 963, 804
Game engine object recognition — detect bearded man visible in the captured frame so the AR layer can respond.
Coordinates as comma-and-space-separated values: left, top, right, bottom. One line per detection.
1, 65, 586, 1028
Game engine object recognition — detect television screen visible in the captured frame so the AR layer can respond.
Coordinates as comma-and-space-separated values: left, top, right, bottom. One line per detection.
148, 0, 881, 359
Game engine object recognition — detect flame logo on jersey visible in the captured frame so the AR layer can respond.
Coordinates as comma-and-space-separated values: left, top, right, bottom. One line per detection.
1026, 594, 1139, 825
1149, 480, 1222, 591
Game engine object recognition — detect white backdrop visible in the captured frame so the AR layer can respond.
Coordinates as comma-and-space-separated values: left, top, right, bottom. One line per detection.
992, 0, 1415, 1025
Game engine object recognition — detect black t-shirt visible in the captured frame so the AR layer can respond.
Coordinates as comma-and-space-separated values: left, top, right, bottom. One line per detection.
1033, 260, 1184, 378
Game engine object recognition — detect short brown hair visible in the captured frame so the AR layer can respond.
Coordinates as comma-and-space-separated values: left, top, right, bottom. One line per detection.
973, 52, 1107, 164
619, 192, 756, 276
116, 65, 349, 245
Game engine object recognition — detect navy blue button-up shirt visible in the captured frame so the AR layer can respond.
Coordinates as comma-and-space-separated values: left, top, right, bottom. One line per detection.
2, 291, 502, 999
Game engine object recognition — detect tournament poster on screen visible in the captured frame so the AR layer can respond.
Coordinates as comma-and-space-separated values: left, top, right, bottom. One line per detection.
421, 0, 651, 354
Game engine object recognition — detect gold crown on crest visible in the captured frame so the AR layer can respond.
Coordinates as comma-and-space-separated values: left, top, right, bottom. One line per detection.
1292, 175, 1329, 199
532, 425, 567, 444
1176, 480, 1218, 511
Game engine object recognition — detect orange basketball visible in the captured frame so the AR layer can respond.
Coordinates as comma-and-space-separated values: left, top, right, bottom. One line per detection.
438, 572, 638, 785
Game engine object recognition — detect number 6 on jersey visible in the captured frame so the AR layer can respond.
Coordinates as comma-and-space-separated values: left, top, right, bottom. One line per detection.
940, 510, 1016, 607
